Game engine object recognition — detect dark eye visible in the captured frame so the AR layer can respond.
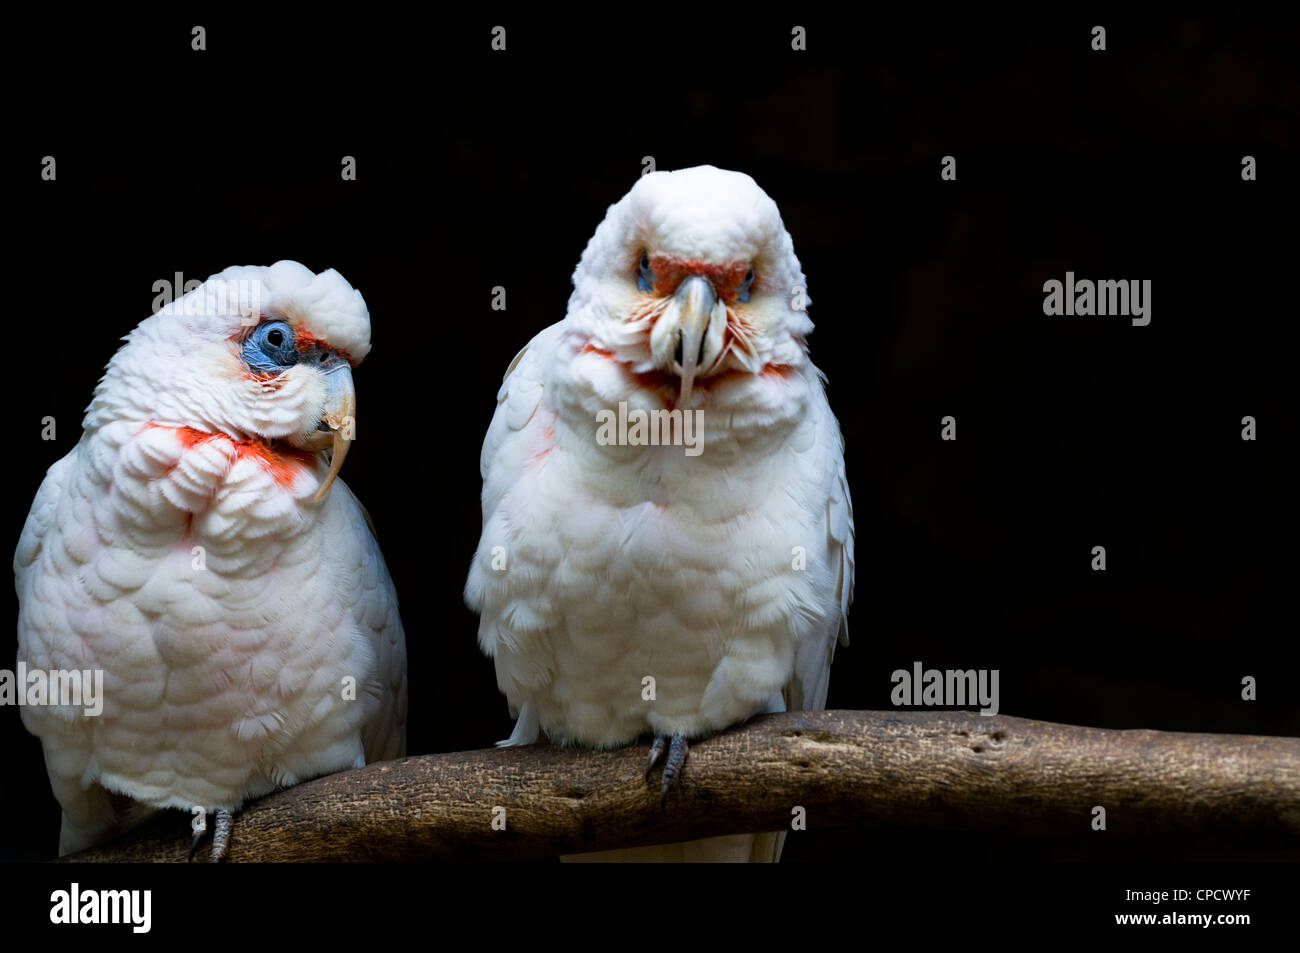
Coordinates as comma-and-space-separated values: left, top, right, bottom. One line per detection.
738, 265, 756, 303
637, 252, 654, 293
242, 320, 298, 374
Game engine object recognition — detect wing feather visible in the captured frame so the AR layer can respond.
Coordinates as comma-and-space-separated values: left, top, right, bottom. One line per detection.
784, 391, 856, 713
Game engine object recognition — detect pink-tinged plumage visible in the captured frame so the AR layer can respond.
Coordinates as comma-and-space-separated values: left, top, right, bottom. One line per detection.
16, 261, 407, 855
466, 166, 855, 862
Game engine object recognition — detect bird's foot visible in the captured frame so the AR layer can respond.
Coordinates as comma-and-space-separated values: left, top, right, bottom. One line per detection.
188, 808, 236, 862
645, 732, 689, 808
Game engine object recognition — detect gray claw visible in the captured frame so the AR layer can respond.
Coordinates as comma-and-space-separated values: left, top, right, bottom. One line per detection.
188, 819, 206, 861
644, 732, 690, 807
646, 735, 668, 779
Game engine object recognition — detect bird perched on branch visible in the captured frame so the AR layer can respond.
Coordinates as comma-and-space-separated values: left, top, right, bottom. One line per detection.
466, 166, 854, 862
15, 261, 407, 859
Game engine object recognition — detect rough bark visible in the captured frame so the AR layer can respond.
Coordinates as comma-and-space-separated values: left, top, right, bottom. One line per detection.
60, 710, 1300, 862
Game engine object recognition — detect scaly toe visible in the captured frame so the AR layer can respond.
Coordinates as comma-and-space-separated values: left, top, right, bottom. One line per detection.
210, 809, 235, 863
659, 733, 689, 808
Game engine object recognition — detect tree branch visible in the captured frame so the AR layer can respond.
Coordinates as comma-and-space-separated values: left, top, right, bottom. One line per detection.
60, 710, 1300, 862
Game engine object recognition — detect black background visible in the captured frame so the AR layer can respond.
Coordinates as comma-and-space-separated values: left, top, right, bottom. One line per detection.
3, 9, 1297, 877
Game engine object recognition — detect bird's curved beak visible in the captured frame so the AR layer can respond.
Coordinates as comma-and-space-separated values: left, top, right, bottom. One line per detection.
670, 275, 722, 404
294, 360, 355, 502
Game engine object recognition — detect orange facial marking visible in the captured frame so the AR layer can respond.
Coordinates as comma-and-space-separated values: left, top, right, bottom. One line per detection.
293, 328, 356, 366
647, 255, 751, 302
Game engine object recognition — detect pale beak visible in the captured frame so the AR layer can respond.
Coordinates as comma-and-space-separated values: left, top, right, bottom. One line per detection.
672, 275, 717, 404
299, 361, 356, 502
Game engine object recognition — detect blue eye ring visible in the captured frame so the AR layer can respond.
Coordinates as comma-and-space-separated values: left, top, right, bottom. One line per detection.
242, 320, 298, 374
637, 251, 654, 293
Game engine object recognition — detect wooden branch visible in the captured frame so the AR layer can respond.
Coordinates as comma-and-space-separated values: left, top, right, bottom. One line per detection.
61, 710, 1300, 862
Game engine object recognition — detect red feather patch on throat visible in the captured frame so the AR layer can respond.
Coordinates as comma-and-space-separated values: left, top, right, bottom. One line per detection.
579, 343, 793, 408
145, 422, 315, 488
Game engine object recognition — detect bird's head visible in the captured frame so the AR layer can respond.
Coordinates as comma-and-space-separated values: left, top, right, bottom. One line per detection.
568, 165, 813, 406
87, 261, 371, 501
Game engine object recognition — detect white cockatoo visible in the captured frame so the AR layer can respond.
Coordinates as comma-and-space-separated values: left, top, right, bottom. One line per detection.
15, 261, 407, 859
466, 166, 854, 862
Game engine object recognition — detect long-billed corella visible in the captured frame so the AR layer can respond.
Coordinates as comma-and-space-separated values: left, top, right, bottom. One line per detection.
466, 166, 855, 862
15, 261, 407, 860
